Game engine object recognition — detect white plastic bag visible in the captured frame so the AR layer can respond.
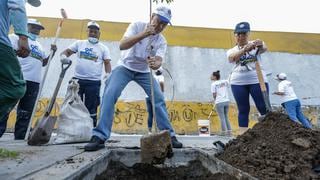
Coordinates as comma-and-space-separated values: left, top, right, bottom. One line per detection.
51, 79, 93, 144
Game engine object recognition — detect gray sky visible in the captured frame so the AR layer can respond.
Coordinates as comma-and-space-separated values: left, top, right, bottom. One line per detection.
26, 0, 319, 33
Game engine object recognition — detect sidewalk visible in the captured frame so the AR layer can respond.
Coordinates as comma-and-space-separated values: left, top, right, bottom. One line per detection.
0, 133, 232, 180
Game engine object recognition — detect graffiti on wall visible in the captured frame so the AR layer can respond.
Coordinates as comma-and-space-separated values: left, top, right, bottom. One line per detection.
7, 99, 318, 135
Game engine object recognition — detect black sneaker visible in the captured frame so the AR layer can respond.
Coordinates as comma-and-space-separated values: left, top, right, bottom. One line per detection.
84, 136, 105, 151
171, 136, 183, 148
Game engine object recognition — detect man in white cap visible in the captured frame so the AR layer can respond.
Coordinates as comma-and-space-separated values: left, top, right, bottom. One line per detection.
84, 6, 183, 151
0, 19, 57, 139
61, 21, 112, 127
273, 73, 312, 128
145, 67, 165, 133
0, 0, 41, 124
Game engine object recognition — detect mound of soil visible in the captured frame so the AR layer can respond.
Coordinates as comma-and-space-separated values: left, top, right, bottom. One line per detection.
217, 112, 320, 179
95, 160, 237, 180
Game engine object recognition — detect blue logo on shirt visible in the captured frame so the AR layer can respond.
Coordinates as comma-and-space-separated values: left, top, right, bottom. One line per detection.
30, 44, 43, 61
239, 54, 256, 65
80, 48, 98, 61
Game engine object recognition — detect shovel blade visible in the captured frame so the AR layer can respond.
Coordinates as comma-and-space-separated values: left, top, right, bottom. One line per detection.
140, 130, 173, 164
27, 116, 57, 146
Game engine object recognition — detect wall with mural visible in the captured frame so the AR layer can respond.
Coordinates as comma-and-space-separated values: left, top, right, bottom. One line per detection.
6, 99, 319, 135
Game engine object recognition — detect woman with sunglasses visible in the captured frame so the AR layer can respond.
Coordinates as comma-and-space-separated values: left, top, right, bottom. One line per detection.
226, 22, 268, 134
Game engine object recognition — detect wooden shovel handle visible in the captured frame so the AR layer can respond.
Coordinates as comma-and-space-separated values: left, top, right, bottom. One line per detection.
255, 61, 267, 92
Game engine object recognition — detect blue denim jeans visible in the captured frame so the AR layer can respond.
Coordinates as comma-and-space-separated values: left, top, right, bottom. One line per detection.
283, 99, 312, 128
92, 66, 175, 141
215, 101, 232, 131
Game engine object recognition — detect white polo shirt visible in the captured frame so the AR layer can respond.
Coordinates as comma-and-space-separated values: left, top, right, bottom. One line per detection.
211, 80, 230, 104
68, 40, 111, 81
9, 34, 46, 83
278, 80, 298, 103
227, 41, 268, 85
118, 21, 167, 73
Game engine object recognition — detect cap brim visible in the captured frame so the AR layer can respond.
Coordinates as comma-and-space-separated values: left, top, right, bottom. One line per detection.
27, 0, 41, 7
29, 23, 45, 30
234, 29, 250, 33
88, 25, 100, 30
157, 15, 172, 25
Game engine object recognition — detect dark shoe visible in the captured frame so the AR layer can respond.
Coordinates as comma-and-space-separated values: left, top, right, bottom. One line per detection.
171, 136, 183, 148
84, 136, 105, 151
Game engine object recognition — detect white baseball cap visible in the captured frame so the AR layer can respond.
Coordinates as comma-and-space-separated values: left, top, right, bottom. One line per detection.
27, 0, 41, 7
27, 18, 44, 30
154, 6, 172, 25
87, 21, 100, 30
275, 73, 287, 80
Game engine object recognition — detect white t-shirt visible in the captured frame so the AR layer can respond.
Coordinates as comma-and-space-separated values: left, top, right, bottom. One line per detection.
226, 42, 268, 85
9, 34, 46, 83
68, 40, 111, 81
278, 80, 298, 103
118, 22, 167, 73
211, 80, 229, 104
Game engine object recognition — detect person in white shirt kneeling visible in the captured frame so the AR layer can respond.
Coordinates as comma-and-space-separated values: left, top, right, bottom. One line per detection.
273, 73, 312, 128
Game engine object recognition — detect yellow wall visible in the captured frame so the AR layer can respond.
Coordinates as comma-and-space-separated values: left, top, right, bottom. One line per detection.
6, 99, 318, 135
31, 17, 320, 55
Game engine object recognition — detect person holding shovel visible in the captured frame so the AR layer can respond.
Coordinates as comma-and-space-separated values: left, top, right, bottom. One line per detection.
60, 21, 112, 127
84, 6, 183, 151
0, 0, 41, 130
273, 73, 312, 128
146, 67, 165, 133
227, 22, 268, 134
0, 19, 57, 139
210, 70, 232, 135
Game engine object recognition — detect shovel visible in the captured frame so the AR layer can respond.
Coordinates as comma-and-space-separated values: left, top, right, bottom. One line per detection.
254, 48, 272, 121
27, 61, 72, 146
140, 0, 173, 164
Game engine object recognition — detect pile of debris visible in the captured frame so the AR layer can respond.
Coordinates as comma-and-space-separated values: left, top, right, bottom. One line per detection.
217, 112, 320, 179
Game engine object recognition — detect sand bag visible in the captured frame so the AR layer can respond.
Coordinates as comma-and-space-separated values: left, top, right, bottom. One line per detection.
51, 79, 93, 144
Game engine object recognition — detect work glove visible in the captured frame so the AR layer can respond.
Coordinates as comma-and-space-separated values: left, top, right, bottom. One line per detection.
60, 54, 71, 64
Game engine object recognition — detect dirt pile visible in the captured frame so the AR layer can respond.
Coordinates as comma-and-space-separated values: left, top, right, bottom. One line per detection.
95, 160, 237, 180
217, 112, 320, 179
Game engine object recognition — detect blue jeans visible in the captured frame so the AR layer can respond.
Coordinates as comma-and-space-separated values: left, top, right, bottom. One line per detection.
231, 83, 269, 127
283, 99, 312, 128
215, 101, 232, 131
145, 96, 153, 129
75, 78, 101, 127
93, 66, 175, 141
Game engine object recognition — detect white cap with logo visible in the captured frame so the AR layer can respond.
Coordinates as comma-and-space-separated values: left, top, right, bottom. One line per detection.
27, 18, 44, 30
275, 73, 287, 80
87, 21, 100, 30
154, 6, 172, 25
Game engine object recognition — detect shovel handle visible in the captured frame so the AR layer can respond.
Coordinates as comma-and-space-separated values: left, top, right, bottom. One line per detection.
60, 61, 72, 78
254, 48, 272, 112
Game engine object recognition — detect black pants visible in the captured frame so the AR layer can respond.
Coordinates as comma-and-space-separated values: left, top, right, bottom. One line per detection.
76, 78, 101, 127
0, 81, 39, 139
